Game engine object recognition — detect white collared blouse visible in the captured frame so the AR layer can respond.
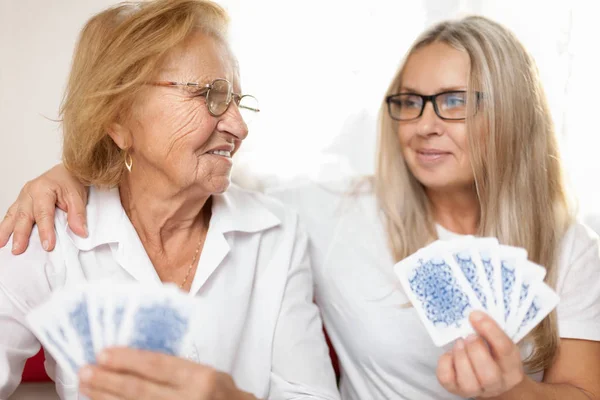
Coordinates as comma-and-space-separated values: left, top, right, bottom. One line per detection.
0, 185, 340, 400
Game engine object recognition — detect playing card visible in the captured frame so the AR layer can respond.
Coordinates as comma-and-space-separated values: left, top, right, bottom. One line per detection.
26, 302, 84, 377
472, 238, 504, 326
506, 261, 547, 336
86, 284, 105, 355
109, 284, 133, 346
497, 245, 527, 326
56, 290, 97, 365
444, 237, 500, 326
512, 282, 559, 343
394, 241, 486, 347
119, 284, 199, 356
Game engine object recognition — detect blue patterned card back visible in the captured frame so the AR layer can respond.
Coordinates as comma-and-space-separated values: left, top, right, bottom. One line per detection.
512, 283, 558, 343
501, 260, 516, 321
45, 329, 80, 374
126, 301, 190, 355
515, 298, 540, 336
507, 261, 547, 336
480, 253, 497, 304
453, 251, 489, 310
66, 295, 96, 364
408, 257, 471, 328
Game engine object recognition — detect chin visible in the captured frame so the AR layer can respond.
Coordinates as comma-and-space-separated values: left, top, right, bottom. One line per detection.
415, 175, 474, 193
208, 176, 232, 194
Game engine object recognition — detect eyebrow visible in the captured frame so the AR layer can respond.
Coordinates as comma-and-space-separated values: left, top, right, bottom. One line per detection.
399, 85, 467, 94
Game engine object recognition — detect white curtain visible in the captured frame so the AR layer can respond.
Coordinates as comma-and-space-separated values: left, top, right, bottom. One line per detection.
219, 0, 599, 226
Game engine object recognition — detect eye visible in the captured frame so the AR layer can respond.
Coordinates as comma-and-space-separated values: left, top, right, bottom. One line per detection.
187, 87, 208, 97
442, 93, 466, 108
397, 95, 422, 109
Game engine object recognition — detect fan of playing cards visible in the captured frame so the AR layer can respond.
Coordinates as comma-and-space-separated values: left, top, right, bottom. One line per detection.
394, 237, 559, 347
26, 282, 200, 377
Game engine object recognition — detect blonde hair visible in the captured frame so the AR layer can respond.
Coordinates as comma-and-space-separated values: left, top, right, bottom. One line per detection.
375, 16, 573, 371
61, 0, 230, 186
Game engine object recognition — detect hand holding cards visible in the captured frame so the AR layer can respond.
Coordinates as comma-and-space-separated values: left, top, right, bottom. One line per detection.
26, 283, 200, 379
394, 237, 559, 347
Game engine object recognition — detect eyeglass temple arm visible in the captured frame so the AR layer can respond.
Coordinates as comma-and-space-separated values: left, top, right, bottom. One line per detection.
152, 81, 211, 94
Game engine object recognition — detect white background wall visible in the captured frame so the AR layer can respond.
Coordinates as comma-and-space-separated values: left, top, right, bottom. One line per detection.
1, 0, 599, 223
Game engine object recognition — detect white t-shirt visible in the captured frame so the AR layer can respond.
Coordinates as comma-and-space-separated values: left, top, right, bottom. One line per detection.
269, 179, 600, 400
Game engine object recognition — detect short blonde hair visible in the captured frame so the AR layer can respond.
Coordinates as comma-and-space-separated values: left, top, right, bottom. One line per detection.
375, 16, 572, 371
61, 0, 230, 186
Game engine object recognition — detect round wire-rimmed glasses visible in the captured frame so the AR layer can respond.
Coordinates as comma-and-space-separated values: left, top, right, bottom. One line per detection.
151, 78, 260, 123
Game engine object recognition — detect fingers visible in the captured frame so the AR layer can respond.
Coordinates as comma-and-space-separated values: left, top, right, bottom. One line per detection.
98, 348, 196, 386
10, 194, 36, 255
453, 338, 483, 396
79, 385, 123, 400
33, 188, 60, 252
436, 351, 458, 394
464, 334, 503, 395
64, 188, 88, 238
0, 203, 19, 249
470, 311, 522, 376
79, 365, 174, 400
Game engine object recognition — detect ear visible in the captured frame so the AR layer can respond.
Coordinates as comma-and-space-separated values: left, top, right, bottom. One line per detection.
107, 122, 132, 150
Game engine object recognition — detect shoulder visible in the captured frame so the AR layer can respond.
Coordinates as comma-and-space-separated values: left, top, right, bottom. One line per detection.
0, 223, 59, 308
266, 177, 384, 262
556, 221, 600, 287
265, 176, 375, 221
559, 221, 599, 265
225, 183, 301, 227
0, 204, 71, 271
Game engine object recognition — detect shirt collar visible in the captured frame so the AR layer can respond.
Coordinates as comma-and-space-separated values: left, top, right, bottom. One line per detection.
65, 184, 281, 251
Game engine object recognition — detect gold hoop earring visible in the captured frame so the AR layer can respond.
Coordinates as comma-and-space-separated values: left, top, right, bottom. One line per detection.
125, 152, 133, 172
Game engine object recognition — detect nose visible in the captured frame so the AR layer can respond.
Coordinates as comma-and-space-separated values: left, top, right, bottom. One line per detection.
216, 101, 249, 141
415, 101, 442, 137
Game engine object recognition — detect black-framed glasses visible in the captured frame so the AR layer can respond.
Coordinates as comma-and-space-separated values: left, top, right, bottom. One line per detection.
151, 78, 260, 123
385, 90, 482, 121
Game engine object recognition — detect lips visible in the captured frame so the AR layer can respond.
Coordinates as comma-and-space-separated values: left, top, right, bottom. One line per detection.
208, 149, 231, 157
206, 144, 235, 158
416, 148, 450, 156
414, 148, 451, 163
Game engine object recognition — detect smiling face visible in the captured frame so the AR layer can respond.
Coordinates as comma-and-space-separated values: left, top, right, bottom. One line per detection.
110, 31, 248, 195
397, 42, 475, 192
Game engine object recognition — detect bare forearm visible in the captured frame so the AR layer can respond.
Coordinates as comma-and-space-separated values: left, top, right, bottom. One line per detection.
486, 376, 597, 400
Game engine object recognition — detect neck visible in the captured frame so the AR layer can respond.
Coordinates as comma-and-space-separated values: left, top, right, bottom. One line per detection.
426, 185, 480, 235
119, 175, 211, 251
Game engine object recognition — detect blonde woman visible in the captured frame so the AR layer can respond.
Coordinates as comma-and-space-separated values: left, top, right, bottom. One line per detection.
3, 15, 600, 400
0, 1, 340, 399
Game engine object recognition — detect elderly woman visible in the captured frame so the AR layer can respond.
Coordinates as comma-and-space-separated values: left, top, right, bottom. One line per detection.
0, 1, 340, 399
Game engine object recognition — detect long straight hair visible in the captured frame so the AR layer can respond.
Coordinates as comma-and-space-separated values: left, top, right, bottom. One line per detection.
375, 16, 573, 371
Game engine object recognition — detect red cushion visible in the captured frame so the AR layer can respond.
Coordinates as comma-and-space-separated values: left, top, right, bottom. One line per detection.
22, 349, 51, 382
323, 328, 340, 381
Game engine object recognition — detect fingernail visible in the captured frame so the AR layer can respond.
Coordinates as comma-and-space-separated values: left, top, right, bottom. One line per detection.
83, 223, 88, 237
42, 240, 49, 251
79, 366, 93, 383
454, 338, 465, 350
470, 311, 485, 322
97, 351, 109, 365
11, 241, 19, 252
466, 334, 478, 343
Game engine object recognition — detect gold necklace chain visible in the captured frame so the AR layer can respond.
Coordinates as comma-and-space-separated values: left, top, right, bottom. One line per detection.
179, 236, 203, 289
